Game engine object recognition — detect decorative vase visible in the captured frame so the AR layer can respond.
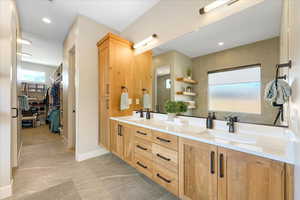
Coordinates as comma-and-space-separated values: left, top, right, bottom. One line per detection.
167, 113, 176, 121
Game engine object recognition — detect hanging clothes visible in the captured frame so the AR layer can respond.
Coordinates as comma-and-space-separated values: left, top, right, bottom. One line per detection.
50, 83, 60, 106
48, 109, 60, 133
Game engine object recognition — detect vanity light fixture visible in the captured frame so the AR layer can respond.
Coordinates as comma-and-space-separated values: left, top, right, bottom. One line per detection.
218, 42, 224, 46
133, 34, 158, 49
42, 17, 52, 24
17, 52, 32, 57
199, 0, 239, 15
17, 38, 32, 45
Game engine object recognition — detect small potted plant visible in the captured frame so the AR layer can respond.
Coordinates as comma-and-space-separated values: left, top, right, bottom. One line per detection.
164, 100, 188, 121
187, 68, 192, 79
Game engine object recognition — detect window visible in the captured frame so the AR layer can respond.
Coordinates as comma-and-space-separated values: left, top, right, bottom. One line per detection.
21, 69, 46, 83
166, 79, 171, 89
208, 65, 261, 114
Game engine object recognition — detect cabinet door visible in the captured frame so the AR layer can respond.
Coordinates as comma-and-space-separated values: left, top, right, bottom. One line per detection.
123, 124, 135, 166
110, 120, 123, 159
218, 148, 285, 200
179, 138, 218, 200
99, 43, 110, 149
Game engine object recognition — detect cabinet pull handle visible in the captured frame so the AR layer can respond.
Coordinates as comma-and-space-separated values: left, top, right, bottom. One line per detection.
118, 125, 123, 136
219, 153, 224, 178
210, 151, 215, 174
156, 153, 171, 161
106, 84, 110, 95
136, 161, 147, 169
156, 137, 171, 143
136, 145, 147, 151
156, 173, 171, 183
136, 131, 147, 136
106, 99, 110, 109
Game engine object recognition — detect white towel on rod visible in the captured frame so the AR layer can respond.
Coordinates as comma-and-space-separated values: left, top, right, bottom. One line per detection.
120, 92, 129, 110
143, 93, 151, 109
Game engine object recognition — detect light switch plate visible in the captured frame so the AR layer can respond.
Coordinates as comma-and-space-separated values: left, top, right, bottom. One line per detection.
128, 98, 132, 105
136, 98, 140, 105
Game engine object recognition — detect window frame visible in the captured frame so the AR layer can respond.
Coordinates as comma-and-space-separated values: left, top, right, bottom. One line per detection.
20, 69, 46, 83
207, 63, 262, 114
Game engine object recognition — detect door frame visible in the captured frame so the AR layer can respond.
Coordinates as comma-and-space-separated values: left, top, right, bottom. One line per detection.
67, 46, 79, 154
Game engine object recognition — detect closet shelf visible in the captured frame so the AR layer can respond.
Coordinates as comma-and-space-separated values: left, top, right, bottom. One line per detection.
176, 91, 197, 96
176, 77, 198, 84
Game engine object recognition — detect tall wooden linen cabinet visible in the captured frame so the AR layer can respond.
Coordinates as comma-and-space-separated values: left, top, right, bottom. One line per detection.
97, 33, 153, 149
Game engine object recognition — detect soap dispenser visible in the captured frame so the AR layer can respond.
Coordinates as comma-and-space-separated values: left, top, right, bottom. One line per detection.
206, 112, 213, 129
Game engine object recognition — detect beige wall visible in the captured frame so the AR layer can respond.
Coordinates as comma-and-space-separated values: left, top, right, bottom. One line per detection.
191, 37, 280, 125
153, 51, 175, 108
63, 15, 118, 159
153, 51, 193, 115
122, 0, 264, 54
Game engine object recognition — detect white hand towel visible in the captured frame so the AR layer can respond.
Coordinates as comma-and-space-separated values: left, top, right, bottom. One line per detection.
120, 92, 129, 111
143, 93, 151, 109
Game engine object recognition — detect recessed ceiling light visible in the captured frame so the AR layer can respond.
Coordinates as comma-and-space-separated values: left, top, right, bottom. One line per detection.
17, 38, 32, 45
42, 17, 52, 24
218, 42, 224, 46
17, 52, 32, 57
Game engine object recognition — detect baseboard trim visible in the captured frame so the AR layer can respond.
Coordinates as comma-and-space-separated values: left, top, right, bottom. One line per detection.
0, 180, 13, 199
76, 148, 108, 162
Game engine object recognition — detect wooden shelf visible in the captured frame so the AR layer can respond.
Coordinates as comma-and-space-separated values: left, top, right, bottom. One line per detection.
176, 77, 198, 84
176, 91, 197, 96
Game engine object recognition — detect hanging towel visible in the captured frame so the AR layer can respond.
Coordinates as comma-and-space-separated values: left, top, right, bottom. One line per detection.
19, 95, 30, 111
264, 79, 292, 105
143, 93, 151, 109
120, 92, 129, 111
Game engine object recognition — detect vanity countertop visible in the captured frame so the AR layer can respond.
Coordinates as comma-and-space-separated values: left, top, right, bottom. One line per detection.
110, 116, 295, 164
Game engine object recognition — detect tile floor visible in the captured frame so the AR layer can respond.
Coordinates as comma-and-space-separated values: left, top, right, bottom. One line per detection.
6, 126, 178, 200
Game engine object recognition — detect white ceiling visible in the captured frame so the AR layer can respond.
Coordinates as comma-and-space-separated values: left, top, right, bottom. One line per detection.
153, 0, 282, 58
16, 0, 160, 42
21, 32, 63, 67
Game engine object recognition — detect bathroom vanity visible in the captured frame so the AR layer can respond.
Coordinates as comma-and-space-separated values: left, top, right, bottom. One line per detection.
109, 114, 294, 200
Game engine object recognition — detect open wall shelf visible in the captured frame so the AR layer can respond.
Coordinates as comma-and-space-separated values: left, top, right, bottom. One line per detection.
176, 77, 198, 84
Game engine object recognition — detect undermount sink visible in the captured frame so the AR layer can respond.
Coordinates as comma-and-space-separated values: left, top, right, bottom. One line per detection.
207, 130, 257, 144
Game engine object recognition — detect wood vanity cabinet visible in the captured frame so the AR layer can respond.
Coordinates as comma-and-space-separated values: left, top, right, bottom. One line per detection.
110, 120, 134, 166
179, 138, 293, 200
97, 33, 152, 150
217, 147, 286, 200
179, 138, 218, 200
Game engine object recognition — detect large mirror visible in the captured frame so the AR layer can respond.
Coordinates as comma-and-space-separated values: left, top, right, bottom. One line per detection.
151, 0, 289, 126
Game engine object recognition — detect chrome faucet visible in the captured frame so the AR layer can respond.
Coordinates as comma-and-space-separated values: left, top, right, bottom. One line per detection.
225, 116, 238, 133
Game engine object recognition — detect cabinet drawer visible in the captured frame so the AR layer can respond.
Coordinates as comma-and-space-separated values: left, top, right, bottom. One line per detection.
153, 164, 178, 196
134, 138, 153, 160
134, 127, 152, 141
134, 154, 153, 179
152, 144, 178, 173
152, 130, 178, 151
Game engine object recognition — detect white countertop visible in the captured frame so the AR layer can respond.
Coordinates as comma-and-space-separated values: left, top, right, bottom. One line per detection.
110, 115, 295, 164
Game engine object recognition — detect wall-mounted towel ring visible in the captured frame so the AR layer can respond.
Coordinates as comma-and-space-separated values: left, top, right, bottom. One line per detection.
121, 86, 128, 92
